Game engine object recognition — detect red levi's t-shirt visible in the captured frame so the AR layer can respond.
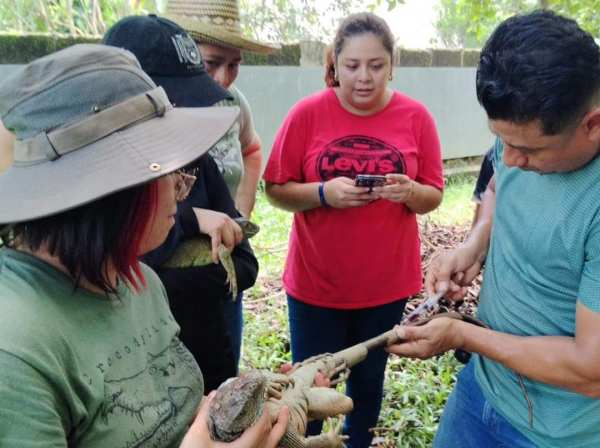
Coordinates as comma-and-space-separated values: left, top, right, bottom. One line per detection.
263, 88, 444, 309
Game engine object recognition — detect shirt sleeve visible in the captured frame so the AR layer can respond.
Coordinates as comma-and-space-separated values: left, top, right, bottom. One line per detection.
235, 87, 258, 154
579, 214, 600, 313
262, 100, 309, 184
415, 109, 444, 189
0, 349, 69, 447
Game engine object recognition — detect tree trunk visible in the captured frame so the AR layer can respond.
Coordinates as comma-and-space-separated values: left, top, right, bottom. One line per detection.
538, 0, 549, 8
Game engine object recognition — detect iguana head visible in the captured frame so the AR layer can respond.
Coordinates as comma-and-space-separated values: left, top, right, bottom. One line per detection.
233, 217, 260, 240
208, 370, 266, 442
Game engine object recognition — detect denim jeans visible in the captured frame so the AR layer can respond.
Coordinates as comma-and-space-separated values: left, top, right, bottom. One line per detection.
287, 295, 407, 448
223, 292, 244, 374
433, 360, 537, 448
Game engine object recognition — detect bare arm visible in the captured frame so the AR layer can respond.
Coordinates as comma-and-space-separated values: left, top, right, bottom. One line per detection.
391, 300, 600, 398
0, 120, 14, 173
236, 135, 262, 218
405, 182, 443, 214
371, 174, 442, 214
265, 178, 373, 213
424, 175, 496, 299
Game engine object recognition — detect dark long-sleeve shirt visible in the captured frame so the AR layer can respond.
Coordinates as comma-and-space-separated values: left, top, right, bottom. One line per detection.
143, 154, 258, 391
144, 153, 258, 299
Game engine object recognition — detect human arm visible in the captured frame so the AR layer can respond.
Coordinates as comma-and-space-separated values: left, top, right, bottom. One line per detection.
181, 391, 290, 448
0, 119, 14, 173
388, 300, 600, 398
371, 174, 443, 214
424, 174, 496, 300
265, 178, 373, 213
236, 135, 262, 218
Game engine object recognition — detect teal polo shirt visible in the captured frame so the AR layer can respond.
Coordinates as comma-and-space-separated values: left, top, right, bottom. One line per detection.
475, 139, 600, 447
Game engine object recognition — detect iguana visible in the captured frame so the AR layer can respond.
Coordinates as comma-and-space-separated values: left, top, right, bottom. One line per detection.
162, 217, 259, 298
207, 313, 490, 447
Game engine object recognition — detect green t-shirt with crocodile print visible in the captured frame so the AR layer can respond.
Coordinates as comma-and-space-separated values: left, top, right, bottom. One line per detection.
0, 247, 203, 447
475, 139, 600, 447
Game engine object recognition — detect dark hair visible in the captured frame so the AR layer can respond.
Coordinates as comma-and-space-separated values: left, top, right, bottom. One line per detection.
0, 182, 158, 295
476, 10, 600, 135
324, 12, 394, 88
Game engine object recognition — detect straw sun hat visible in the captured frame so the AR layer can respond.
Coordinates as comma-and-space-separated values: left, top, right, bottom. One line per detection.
165, 0, 279, 54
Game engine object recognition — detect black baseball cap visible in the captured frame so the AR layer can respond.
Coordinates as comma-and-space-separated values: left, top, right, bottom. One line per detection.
102, 15, 232, 107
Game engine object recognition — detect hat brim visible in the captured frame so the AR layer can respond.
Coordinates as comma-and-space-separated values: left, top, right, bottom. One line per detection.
152, 71, 232, 107
164, 14, 280, 54
0, 106, 239, 224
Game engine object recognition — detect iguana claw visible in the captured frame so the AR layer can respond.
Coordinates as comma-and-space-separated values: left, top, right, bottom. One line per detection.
267, 377, 294, 399
325, 416, 349, 448
328, 364, 351, 387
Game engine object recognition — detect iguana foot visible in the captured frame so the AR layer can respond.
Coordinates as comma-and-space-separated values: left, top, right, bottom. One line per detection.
328, 363, 351, 386
217, 244, 238, 299
266, 377, 295, 399
323, 417, 349, 448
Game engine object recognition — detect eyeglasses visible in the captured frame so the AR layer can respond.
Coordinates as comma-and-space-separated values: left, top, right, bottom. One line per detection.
172, 168, 198, 202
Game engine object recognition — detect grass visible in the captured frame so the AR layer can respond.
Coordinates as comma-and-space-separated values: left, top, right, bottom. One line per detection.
243, 175, 476, 447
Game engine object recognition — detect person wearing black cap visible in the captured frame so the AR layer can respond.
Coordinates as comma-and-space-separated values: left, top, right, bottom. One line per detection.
0, 44, 287, 448
103, 15, 259, 392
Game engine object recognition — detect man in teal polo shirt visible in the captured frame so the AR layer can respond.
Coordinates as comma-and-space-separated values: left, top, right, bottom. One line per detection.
388, 10, 600, 448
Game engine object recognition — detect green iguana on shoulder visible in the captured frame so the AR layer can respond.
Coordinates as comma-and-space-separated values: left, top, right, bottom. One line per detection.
161, 217, 259, 299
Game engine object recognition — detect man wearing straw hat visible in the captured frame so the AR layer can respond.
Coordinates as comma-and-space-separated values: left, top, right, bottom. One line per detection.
164, 0, 279, 371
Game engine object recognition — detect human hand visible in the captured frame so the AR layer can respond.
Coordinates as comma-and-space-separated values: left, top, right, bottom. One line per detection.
280, 363, 331, 387
371, 174, 414, 203
425, 245, 485, 301
181, 391, 290, 448
193, 208, 243, 264
385, 318, 465, 359
322, 177, 373, 209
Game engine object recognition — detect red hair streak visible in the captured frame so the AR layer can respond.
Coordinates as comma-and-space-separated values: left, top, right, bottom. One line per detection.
113, 181, 158, 292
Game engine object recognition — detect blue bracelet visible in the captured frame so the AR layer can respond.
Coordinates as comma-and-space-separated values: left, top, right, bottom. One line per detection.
318, 181, 330, 208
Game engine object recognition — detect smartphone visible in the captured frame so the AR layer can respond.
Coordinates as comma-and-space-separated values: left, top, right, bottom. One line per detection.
355, 174, 387, 189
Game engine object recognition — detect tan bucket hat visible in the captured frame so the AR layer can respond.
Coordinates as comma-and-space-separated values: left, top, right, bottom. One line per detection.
164, 0, 279, 54
0, 44, 239, 224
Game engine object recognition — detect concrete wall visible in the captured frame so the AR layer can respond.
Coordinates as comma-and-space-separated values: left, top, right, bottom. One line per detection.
0, 65, 494, 164
234, 66, 493, 162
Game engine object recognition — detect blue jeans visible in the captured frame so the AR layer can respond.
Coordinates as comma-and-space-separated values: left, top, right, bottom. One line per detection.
223, 292, 244, 374
287, 295, 407, 448
433, 360, 537, 448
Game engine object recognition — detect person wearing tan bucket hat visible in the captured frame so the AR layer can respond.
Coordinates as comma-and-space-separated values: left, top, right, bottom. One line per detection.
0, 44, 288, 447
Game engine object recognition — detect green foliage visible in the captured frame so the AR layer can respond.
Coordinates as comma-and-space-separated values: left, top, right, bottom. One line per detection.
429, 174, 476, 226
0, 0, 153, 36
0, 33, 100, 64
242, 44, 301, 66
239, 0, 367, 43
249, 189, 293, 278
431, 0, 599, 47
367, 0, 405, 13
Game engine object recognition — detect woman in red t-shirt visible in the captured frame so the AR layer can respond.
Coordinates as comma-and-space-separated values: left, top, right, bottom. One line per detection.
263, 12, 444, 447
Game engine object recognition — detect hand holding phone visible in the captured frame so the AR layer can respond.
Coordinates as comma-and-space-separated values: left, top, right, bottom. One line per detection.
355, 174, 387, 190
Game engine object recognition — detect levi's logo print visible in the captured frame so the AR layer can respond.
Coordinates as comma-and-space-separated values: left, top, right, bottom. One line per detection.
316, 135, 405, 181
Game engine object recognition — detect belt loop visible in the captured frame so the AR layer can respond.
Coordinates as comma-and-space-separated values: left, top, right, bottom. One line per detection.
39, 133, 61, 161
146, 91, 166, 117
